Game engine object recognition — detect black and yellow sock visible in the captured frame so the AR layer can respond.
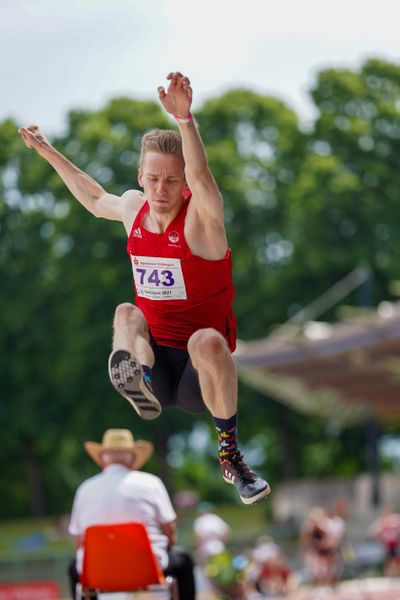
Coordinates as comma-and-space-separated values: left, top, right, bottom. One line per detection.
212, 413, 240, 463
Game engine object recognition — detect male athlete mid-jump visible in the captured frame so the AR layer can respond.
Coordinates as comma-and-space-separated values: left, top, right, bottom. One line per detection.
19, 72, 270, 505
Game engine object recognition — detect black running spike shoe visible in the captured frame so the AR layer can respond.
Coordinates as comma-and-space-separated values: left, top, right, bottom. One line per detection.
221, 452, 271, 505
108, 350, 162, 420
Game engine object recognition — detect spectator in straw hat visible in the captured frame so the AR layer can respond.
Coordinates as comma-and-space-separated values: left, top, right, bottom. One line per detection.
67, 428, 196, 599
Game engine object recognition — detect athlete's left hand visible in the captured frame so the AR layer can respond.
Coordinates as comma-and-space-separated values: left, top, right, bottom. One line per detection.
158, 72, 192, 119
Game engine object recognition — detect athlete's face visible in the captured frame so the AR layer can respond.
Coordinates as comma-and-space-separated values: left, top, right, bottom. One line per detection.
138, 152, 186, 214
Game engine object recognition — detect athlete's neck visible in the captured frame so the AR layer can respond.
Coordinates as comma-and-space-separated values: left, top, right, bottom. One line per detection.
144, 199, 185, 233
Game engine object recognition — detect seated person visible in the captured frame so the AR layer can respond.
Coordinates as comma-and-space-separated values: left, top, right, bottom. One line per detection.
68, 428, 196, 599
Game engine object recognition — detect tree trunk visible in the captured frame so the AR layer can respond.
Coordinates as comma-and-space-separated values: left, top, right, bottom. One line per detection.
22, 436, 47, 516
278, 407, 299, 479
365, 417, 381, 508
153, 423, 171, 491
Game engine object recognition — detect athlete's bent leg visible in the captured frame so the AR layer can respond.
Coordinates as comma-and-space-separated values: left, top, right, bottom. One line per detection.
112, 303, 154, 366
108, 303, 162, 420
187, 328, 237, 418
188, 328, 270, 504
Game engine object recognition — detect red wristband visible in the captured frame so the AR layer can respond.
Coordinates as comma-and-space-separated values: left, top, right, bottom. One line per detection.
174, 113, 193, 124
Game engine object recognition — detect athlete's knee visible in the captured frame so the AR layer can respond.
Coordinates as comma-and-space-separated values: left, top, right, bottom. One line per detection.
114, 302, 135, 323
114, 303, 144, 327
188, 328, 227, 361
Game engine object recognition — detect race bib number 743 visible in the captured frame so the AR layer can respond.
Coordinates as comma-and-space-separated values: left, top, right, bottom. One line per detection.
131, 255, 187, 300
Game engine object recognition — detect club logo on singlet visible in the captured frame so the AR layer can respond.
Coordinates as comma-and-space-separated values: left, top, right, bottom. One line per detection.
168, 231, 180, 244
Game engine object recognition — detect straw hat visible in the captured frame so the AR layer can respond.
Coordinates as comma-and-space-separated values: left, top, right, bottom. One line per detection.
84, 428, 153, 470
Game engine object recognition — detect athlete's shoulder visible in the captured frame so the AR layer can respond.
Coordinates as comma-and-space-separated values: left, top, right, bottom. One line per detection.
121, 189, 145, 209
121, 190, 146, 235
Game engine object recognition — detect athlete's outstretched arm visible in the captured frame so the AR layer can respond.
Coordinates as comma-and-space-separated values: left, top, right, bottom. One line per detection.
18, 125, 123, 221
158, 73, 224, 226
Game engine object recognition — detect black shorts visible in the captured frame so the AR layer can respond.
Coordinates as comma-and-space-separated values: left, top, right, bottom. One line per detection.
150, 338, 207, 414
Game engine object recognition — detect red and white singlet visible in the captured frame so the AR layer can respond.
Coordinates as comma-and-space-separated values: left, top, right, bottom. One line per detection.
127, 199, 237, 351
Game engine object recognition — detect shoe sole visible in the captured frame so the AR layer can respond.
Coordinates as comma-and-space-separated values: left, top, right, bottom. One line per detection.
223, 475, 271, 505
108, 350, 161, 420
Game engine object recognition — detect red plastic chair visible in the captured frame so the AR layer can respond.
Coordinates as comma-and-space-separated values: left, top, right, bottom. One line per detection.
80, 522, 175, 598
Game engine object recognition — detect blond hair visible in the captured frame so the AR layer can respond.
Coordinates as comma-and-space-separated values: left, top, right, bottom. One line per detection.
140, 129, 184, 166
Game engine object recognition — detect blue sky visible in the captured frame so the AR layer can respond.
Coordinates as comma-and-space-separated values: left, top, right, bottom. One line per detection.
3, 0, 400, 133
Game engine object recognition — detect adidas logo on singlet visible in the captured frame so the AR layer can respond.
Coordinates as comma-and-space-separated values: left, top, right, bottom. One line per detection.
133, 227, 142, 238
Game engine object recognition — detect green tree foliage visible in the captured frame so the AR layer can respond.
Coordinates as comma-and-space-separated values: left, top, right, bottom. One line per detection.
1, 59, 400, 517
284, 59, 400, 308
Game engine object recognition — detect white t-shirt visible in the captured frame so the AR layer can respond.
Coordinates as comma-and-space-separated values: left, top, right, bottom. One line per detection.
193, 512, 230, 559
69, 464, 176, 570
328, 516, 346, 544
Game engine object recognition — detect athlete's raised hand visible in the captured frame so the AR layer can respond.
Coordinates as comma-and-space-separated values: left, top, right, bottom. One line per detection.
158, 72, 192, 119
18, 125, 52, 156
